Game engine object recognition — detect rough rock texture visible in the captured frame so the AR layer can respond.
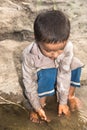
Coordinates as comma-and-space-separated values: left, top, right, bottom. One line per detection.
0, 40, 28, 102
0, 0, 87, 102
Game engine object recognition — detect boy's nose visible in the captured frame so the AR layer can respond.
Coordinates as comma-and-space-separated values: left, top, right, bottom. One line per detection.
50, 52, 58, 59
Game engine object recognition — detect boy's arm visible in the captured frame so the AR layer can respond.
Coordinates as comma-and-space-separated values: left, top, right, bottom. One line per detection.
57, 42, 73, 113
22, 53, 41, 111
61, 41, 73, 72
22, 53, 48, 120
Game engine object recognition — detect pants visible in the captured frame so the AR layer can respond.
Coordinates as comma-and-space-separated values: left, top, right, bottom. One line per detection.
37, 67, 81, 97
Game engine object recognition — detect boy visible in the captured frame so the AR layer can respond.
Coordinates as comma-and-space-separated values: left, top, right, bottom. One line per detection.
22, 10, 83, 123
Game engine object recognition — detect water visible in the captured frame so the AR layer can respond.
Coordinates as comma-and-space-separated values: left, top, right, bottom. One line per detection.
0, 85, 87, 130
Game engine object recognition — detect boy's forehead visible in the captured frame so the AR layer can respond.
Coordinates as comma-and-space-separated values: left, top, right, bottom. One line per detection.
40, 42, 67, 51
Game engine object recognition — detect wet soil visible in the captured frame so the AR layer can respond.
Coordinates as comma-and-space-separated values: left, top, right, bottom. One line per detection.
0, 85, 87, 130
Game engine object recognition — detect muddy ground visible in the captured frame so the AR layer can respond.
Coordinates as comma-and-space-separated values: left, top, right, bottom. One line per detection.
0, 0, 87, 130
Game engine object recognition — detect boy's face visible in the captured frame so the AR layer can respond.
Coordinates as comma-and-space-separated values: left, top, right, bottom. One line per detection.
38, 41, 67, 60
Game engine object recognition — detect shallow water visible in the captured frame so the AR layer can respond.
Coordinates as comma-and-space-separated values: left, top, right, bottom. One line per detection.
0, 85, 87, 130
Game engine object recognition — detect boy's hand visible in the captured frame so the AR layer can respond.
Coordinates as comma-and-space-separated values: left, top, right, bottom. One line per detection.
58, 104, 70, 116
37, 108, 47, 121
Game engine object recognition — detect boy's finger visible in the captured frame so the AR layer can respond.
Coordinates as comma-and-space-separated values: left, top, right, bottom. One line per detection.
41, 117, 51, 123
58, 108, 62, 116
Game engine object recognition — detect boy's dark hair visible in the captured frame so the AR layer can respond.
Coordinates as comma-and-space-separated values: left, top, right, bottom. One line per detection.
34, 10, 70, 44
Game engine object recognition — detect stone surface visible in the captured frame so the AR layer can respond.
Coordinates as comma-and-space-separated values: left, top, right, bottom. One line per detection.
0, 0, 87, 102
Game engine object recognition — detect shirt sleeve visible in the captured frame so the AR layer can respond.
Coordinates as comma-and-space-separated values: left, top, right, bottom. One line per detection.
56, 41, 73, 105
22, 52, 41, 111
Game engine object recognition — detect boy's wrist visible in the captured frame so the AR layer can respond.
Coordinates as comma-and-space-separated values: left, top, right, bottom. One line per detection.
59, 98, 68, 105
59, 102, 67, 105
59, 104, 68, 107
36, 107, 42, 113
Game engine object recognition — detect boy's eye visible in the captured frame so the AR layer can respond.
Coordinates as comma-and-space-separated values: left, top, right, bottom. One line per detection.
60, 47, 64, 50
42, 48, 51, 52
45, 48, 64, 52
44, 49, 54, 52
45, 50, 52, 52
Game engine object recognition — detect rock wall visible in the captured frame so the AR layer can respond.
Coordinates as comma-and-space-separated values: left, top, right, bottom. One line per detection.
0, 0, 87, 103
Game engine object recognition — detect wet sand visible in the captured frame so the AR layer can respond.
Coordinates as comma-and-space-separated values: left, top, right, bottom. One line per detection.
0, 85, 87, 130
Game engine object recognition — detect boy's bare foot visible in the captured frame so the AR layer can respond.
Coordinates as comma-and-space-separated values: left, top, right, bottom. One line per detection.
68, 96, 82, 111
30, 111, 40, 123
